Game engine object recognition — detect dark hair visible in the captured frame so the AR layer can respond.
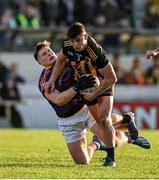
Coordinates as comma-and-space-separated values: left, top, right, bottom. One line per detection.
67, 22, 86, 39
34, 41, 51, 61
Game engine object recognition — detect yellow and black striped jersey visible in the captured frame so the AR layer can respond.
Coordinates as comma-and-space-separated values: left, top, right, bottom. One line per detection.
62, 36, 109, 80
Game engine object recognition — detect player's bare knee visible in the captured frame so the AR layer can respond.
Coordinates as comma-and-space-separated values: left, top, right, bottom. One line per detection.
99, 115, 111, 128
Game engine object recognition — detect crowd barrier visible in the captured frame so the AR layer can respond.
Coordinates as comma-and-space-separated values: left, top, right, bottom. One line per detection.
0, 27, 159, 52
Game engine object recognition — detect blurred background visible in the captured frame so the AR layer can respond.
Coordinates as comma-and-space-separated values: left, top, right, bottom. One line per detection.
0, 0, 159, 129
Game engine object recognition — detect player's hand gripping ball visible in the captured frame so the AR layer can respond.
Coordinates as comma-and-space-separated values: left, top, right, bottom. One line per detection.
79, 74, 100, 94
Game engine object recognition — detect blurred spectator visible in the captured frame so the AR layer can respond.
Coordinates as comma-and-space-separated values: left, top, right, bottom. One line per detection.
0, 75, 23, 128
143, 3, 159, 29
94, 0, 119, 27
8, 0, 24, 14
8, 63, 26, 84
145, 54, 159, 85
72, 0, 97, 25
13, 1, 41, 50
16, 1, 40, 29
94, 0, 131, 28
125, 57, 145, 85
0, 61, 8, 83
39, 0, 58, 27
0, 0, 11, 13
56, 0, 75, 26
102, 34, 121, 53
146, 66, 159, 85
115, 0, 134, 27
0, 7, 16, 28
112, 53, 127, 84
94, 0, 131, 53
81, 0, 98, 25
56, 0, 97, 26
0, 8, 17, 50
150, 0, 159, 10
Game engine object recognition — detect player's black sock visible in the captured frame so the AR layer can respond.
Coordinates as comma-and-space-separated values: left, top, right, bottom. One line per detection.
122, 114, 131, 124
107, 148, 115, 162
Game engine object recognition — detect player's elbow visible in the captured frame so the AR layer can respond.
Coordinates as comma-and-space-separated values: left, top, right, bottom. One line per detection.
114, 75, 118, 84
57, 102, 65, 106
110, 74, 117, 85
56, 99, 66, 106
49, 96, 66, 106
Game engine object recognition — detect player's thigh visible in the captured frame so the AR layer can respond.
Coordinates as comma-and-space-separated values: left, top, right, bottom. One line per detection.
98, 96, 114, 117
67, 136, 89, 164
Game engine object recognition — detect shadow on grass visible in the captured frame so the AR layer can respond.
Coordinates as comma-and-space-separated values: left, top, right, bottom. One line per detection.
1, 162, 73, 168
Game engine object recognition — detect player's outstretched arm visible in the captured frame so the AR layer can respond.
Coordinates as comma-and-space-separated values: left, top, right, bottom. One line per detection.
45, 75, 96, 106
44, 50, 67, 93
45, 87, 77, 106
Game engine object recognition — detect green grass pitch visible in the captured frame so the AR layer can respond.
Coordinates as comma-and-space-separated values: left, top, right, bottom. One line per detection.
0, 129, 159, 179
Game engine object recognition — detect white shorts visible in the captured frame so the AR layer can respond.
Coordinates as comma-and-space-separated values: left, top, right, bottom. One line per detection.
57, 105, 96, 143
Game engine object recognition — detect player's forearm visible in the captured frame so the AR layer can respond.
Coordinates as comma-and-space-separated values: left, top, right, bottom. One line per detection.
46, 87, 77, 106
93, 62, 117, 97
56, 87, 77, 106
93, 77, 116, 97
50, 59, 65, 83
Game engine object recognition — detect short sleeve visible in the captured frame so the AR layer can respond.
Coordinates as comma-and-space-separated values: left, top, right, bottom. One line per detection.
62, 39, 72, 56
94, 45, 109, 69
62, 41, 68, 56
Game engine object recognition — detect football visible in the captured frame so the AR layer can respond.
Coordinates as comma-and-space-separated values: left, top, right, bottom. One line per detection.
79, 74, 100, 94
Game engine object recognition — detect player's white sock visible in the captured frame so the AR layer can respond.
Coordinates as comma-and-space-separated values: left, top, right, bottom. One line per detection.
93, 142, 100, 149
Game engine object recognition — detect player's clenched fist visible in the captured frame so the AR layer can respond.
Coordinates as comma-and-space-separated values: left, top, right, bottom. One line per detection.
73, 74, 96, 92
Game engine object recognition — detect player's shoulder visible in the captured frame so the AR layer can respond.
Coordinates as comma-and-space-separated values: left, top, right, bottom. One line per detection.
63, 38, 72, 48
88, 36, 104, 53
88, 36, 99, 48
62, 38, 74, 55
87, 36, 106, 55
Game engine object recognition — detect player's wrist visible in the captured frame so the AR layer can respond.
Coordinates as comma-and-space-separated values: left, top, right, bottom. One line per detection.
72, 86, 78, 93
73, 84, 79, 92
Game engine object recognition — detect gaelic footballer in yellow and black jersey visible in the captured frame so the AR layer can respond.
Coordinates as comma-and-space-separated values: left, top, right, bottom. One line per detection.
62, 36, 109, 78
62, 36, 113, 96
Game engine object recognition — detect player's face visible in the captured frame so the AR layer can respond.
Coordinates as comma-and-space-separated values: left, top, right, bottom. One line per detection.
38, 47, 56, 66
70, 33, 88, 52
